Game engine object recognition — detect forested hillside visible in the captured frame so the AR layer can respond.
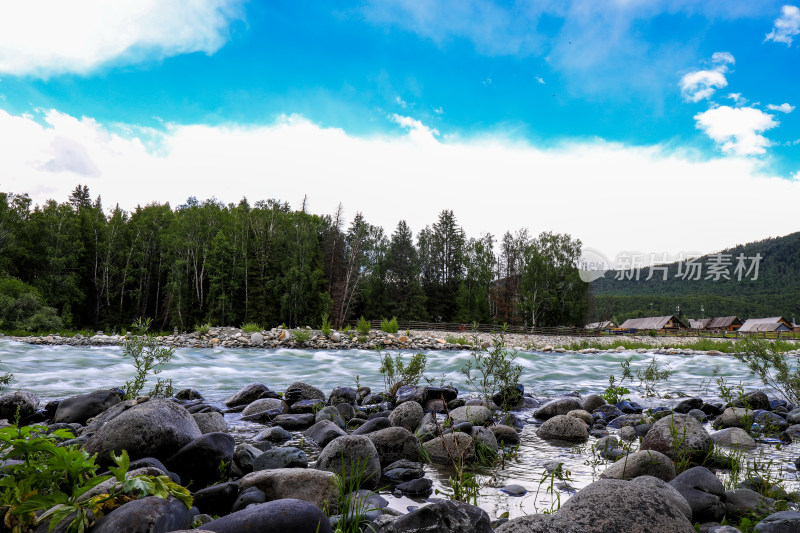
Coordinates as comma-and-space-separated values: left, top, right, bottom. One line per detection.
589, 232, 800, 322
0, 186, 587, 332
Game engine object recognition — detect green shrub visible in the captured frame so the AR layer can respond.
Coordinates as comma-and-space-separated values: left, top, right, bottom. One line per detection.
194, 323, 211, 335
241, 322, 262, 333
461, 329, 522, 413
734, 338, 800, 404
0, 277, 63, 333
293, 329, 312, 345
378, 347, 428, 396
320, 313, 332, 337
123, 318, 176, 399
356, 316, 370, 335
380, 317, 399, 334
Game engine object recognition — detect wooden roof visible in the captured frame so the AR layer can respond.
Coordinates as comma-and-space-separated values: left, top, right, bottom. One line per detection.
619, 315, 689, 330
739, 317, 792, 332
706, 316, 742, 328
585, 321, 617, 329
689, 318, 711, 329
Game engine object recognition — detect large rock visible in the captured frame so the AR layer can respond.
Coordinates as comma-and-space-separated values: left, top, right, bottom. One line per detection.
84, 398, 202, 465
496, 514, 581, 533
164, 432, 235, 489
490, 425, 520, 446
557, 479, 694, 533
224, 383, 272, 407
725, 488, 775, 520
284, 382, 326, 404
600, 450, 676, 482
352, 417, 392, 435
534, 398, 582, 420
53, 389, 121, 425
736, 390, 770, 410
630, 476, 692, 521
669, 466, 726, 523
376, 500, 493, 533
711, 427, 756, 448
241, 398, 289, 417
640, 413, 712, 461
389, 401, 424, 432
449, 405, 493, 426
395, 385, 428, 405
536, 415, 589, 443
192, 411, 227, 434
193, 482, 239, 517
240, 469, 338, 510
328, 387, 357, 406
713, 407, 754, 429
316, 435, 381, 490
253, 447, 308, 470
202, 499, 333, 533
754, 511, 800, 532
423, 433, 475, 465
366, 427, 421, 467
272, 413, 315, 430
0, 390, 39, 420
581, 394, 607, 413
90, 496, 193, 533
304, 420, 347, 448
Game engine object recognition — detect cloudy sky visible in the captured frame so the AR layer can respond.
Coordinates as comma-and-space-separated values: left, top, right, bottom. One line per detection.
0, 1, 798, 258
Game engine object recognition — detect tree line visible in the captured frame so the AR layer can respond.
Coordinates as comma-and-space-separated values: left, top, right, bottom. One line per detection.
0, 186, 588, 332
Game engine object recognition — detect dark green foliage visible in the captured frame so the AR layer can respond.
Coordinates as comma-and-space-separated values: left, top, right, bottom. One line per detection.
734, 337, 800, 404
0, 277, 63, 332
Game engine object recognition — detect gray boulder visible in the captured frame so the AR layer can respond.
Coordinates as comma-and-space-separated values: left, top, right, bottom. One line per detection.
490, 425, 520, 445
711, 427, 756, 448
164, 432, 235, 489
557, 479, 694, 533
285, 382, 326, 403
496, 514, 581, 533
253, 447, 308, 470
224, 383, 271, 407
304, 419, 347, 448
192, 411, 227, 434
375, 500, 493, 533
240, 468, 338, 510
315, 406, 346, 428
84, 398, 201, 465
352, 417, 392, 435
713, 407, 754, 429
241, 398, 289, 416
534, 398, 582, 420
366, 426, 421, 467
536, 415, 589, 442
423, 433, 475, 465
449, 405, 493, 426
328, 387, 357, 406
389, 401, 424, 432
90, 496, 193, 533
0, 390, 39, 420
669, 466, 726, 523
600, 450, 676, 481
754, 511, 800, 532
202, 498, 333, 533
640, 413, 712, 461
316, 435, 381, 490
630, 475, 692, 521
471, 426, 499, 451
581, 394, 607, 414
54, 389, 121, 425
725, 488, 775, 520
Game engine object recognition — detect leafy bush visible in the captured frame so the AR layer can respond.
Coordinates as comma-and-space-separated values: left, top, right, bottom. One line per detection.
292, 328, 312, 345
123, 318, 176, 399
356, 316, 370, 335
734, 338, 800, 404
602, 374, 630, 404
320, 313, 332, 337
461, 329, 522, 412
241, 322, 262, 333
378, 347, 428, 396
0, 423, 191, 533
380, 317, 399, 334
194, 323, 211, 335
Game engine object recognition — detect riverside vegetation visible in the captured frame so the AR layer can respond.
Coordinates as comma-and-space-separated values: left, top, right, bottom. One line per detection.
2, 334, 800, 531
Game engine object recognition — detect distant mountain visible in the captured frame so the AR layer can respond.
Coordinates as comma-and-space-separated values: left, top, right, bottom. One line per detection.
588, 232, 800, 323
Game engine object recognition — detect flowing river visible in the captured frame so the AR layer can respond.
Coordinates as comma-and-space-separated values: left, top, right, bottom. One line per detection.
2, 339, 799, 518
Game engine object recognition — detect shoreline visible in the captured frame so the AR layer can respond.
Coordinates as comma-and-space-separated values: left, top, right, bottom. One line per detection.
3, 326, 799, 356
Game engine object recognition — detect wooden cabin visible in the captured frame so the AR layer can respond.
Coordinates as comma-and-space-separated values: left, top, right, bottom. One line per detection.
706, 316, 743, 332
689, 318, 711, 330
738, 317, 793, 333
585, 320, 617, 331
619, 315, 690, 332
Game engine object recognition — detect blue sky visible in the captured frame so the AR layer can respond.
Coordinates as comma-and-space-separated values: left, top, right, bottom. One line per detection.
0, 1, 798, 256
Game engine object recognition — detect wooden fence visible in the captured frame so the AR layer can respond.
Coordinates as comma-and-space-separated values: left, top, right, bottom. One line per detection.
346, 319, 800, 340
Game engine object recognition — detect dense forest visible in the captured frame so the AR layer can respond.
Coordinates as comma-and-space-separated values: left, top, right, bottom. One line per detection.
590, 232, 800, 323
0, 186, 588, 332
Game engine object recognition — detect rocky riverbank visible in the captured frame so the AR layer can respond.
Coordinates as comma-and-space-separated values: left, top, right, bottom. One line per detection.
4, 326, 798, 356
2, 375, 800, 532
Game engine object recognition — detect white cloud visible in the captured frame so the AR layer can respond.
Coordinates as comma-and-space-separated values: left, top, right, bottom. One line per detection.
767, 102, 795, 113
395, 96, 408, 108
694, 106, 778, 156
679, 70, 728, 103
535, 76, 546, 84
727, 93, 743, 104
2, 107, 799, 258
765, 5, 800, 46
711, 51, 735, 66
0, 0, 243, 77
